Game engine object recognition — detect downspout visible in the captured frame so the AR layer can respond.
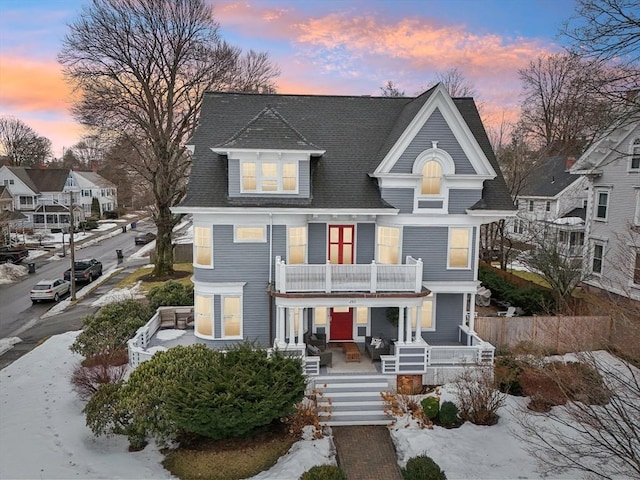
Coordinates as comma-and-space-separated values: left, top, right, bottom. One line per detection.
268, 212, 274, 345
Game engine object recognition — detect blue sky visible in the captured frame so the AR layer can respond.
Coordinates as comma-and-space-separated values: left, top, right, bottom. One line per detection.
0, 0, 578, 156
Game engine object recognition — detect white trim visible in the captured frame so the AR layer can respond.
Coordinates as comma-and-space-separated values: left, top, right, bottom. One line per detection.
233, 225, 267, 243
374, 84, 497, 178
287, 225, 308, 264
594, 187, 611, 222
591, 240, 606, 276
424, 281, 480, 294
629, 137, 640, 172
274, 295, 423, 309
212, 147, 326, 156
634, 189, 640, 226
172, 206, 398, 215
239, 158, 300, 195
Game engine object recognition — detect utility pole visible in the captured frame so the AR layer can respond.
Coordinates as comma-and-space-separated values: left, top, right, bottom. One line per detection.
69, 191, 77, 301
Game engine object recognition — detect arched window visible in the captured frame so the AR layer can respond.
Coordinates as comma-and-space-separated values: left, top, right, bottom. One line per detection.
421, 160, 442, 195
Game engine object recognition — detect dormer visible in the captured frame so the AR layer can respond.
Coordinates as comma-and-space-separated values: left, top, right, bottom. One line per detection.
211, 107, 325, 198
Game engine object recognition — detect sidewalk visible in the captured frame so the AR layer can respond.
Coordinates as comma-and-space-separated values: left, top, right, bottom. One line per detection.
332, 426, 403, 480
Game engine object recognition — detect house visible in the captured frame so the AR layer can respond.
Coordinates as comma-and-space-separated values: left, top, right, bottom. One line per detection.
571, 121, 640, 302
0, 166, 117, 231
0, 186, 27, 245
510, 156, 588, 257
163, 84, 516, 381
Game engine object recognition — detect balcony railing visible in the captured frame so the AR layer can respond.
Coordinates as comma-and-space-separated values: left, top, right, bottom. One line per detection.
274, 256, 423, 294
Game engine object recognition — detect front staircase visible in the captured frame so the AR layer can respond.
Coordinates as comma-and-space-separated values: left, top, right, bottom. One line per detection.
311, 374, 395, 426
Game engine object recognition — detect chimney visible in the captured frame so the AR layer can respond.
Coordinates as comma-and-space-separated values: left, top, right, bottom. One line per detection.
566, 156, 576, 170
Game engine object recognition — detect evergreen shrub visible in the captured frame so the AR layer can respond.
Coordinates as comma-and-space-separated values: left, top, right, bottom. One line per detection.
421, 396, 440, 420
437, 401, 459, 427
146, 280, 193, 310
401, 455, 447, 480
300, 465, 347, 480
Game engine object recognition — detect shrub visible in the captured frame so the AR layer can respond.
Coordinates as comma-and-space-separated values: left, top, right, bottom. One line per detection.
421, 396, 440, 420
494, 355, 525, 395
146, 280, 193, 310
401, 455, 447, 480
479, 266, 556, 314
71, 355, 128, 400
85, 343, 307, 448
300, 465, 347, 480
80, 218, 99, 230
70, 299, 151, 358
438, 401, 460, 427
453, 366, 506, 425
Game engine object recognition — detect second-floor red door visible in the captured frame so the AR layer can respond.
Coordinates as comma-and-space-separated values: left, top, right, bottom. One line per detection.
328, 225, 354, 264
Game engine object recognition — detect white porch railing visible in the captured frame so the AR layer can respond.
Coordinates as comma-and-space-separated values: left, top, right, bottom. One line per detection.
274, 256, 423, 293
128, 310, 162, 368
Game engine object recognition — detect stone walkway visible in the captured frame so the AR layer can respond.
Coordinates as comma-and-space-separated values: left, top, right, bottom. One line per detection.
332, 426, 403, 480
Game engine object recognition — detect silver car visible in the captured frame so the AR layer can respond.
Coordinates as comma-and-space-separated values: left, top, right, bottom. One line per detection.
30, 279, 71, 303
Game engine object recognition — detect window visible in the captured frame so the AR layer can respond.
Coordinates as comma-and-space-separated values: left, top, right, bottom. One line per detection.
195, 294, 213, 337
19, 196, 33, 206
528, 200, 534, 212
634, 251, 640, 286
288, 226, 307, 264
513, 218, 525, 234
595, 190, 609, 220
592, 243, 604, 275
222, 296, 242, 338
194, 226, 212, 267
411, 293, 435, 332
545, 201, 551, 212
377, 226, 400, 264
241, 160, 297, 193
583, 199, 588, 209
515, 199, 519, 209
356, 307, 368, 325
448, 228, 471, 269
3, 179, 14, 185
314, 307, 327, 326
234, 226, 266, 243
635, 190, 640, 226
421, 161, 442, 195
631, 138, 640, 171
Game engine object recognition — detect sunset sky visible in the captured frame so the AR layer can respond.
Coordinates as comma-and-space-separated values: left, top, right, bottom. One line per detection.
0, 0, 579, 158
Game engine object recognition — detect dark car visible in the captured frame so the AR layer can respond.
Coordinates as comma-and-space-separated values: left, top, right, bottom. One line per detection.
135, 232, 156, 245
63, 258, 103, 283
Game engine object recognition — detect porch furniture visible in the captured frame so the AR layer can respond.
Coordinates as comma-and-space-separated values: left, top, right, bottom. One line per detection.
343, 342, 361, 362
159, 309, 176, 328
307, 344, 332, 367
175, 307, 194, 329
365, 336, 392, 360
497, 306, 517, 317
304, 332, 327, 350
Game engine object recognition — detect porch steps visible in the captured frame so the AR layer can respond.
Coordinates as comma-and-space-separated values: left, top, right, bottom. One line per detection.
312, 374, 395, 426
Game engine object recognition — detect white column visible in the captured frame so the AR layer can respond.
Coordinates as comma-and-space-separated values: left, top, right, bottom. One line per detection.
276, 306, 286, 348
405, 307, 413, 343
397, 307, 405, 343
287, 308, 295, 346
297, 308, 304, 346
415, 303, 423, 342
469, 295, 476, 334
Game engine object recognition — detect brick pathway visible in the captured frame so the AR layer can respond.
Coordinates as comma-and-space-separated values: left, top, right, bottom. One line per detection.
332, 426, 403, 480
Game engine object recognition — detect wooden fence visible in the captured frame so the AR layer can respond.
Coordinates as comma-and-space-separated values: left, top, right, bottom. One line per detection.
475, 315, 612, 354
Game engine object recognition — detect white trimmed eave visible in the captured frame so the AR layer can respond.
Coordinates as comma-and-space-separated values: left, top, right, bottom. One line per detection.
465, 209, 516, 223
373, 84, 496, 177
372, 172, 492, 189
172, 206, 399, 215
424, 281, 480, 294
211, 147, 326, 157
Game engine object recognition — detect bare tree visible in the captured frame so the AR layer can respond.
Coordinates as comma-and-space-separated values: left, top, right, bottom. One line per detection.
0, 116, 52, 167
435, 67, 476, 98
59, 0, 280, 277
514, 349, 640, 479
230, 50, 280, 94
518, 53, 613, 156
379, 80, 405, 97
562, 0, 640, 124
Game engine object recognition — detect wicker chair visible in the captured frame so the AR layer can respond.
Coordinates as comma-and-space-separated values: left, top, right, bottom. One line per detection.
304, 332, 327, 350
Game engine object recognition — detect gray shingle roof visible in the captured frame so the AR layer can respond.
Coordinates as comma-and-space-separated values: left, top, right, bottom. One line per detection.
181, 91, 514, 211
520, 157, 577, 198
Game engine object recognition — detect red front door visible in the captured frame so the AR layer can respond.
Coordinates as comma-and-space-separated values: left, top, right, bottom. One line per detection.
330, 307, 353, 341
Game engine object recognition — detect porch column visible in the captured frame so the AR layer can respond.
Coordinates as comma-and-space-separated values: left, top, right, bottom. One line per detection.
287, 308, 295, 346
415, 303, 424, 342
297, 308, 305, 346
405, 307, 413, 343
468, 295, 476, 334
397, 307, 405, 343
276, 306, 286, 348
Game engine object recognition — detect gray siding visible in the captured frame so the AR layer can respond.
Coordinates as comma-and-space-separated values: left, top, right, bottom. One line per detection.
228, 159, 310, 198
370, 307, 396, 339
402, 226, 476, 282
380, 188, 413, 213
391, 108, 475, 174
449, 189, 482, 214
422, 293, 463, 343
356, 223, 375, 264
308, 222, 326, 264
417, 200, 443, 209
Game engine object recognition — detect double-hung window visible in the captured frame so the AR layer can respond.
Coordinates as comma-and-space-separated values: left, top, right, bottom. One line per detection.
377, 226, 400, 264
595, 190, 609, 221
222, 296, 242, 338
194, 226, 212, 267
592, 242, 604, 275
635, 189, 640, 226
410, 293, 435, 332
630, 138, 640, 171
421, 161, 442, 195
288, 226, 307, 264
195, 294, 213, 337
448, 227, 471, 269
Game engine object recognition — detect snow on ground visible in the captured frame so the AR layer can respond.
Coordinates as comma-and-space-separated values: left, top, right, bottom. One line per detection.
0, 263, 28, 285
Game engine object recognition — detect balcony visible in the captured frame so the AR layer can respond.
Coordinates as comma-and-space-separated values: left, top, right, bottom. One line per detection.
274, 256, 424, 294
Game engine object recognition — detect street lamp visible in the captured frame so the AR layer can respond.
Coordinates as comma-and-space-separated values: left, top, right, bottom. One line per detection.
53, 192, 78, 300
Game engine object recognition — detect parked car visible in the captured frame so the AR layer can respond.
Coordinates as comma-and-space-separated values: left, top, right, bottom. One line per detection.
63, 258, 103, 283
0, 245, 29, 264
30, 279, 70, 303
134, 232, 156, 245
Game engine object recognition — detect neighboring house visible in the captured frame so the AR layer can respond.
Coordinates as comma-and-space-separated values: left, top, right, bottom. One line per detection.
0, 186, 27, 245
510, 156, 588, 257
571, 121, 640, 302
166, 84, 515, 379
0, 166, 117, 231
